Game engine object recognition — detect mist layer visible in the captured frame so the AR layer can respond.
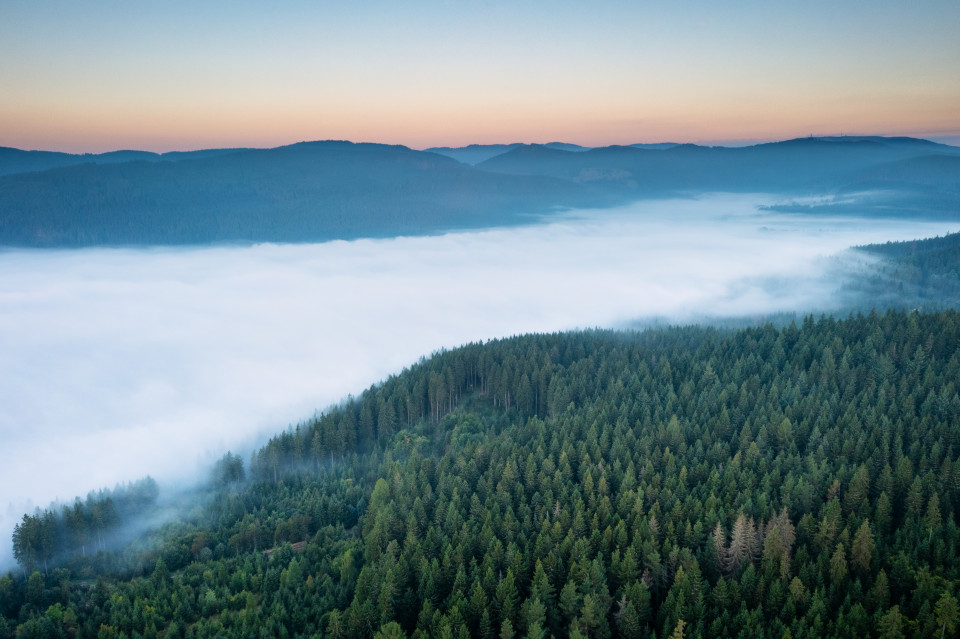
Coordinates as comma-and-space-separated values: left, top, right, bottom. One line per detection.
0, 193, 956, 569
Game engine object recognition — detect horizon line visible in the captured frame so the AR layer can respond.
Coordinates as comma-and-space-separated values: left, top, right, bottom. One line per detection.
4, 132, 959, 156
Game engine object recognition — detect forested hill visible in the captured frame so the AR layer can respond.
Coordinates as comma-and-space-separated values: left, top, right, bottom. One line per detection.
0, 147, 250, 178
0, 142, 605, 247
475, 137, 960, 198
5, 310, 960, 638
859, 231, 960, 265
843, 231, 960, 310
1, 136, 958, 247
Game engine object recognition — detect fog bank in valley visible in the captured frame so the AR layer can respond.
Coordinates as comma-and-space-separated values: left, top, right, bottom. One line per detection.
0, 194, 955, 570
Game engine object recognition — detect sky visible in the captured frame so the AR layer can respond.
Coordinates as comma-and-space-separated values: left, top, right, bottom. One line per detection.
1, 194, 958, 569
1, 0, 959, 152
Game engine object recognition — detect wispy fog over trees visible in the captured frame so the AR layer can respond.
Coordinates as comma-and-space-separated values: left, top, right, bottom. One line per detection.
11, 478, 158, 577
843, 232, 960, 311
2, 309, 959, 638
1, 137, 959, 638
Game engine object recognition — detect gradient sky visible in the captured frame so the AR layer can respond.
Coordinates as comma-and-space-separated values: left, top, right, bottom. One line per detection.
1, 0, 959, 152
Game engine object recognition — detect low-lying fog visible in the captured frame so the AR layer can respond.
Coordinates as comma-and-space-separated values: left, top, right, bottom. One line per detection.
1, 193, 956, 570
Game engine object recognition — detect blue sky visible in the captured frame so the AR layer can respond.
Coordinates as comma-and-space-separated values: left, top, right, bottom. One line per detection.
1, 0, 958, 151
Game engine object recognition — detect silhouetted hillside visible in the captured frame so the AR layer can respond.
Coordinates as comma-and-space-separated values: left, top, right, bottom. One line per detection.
477, 137, 960, 196
629, 142, 679, 150
424, 143, 523, 165
842, 155, 960, 193
0, 146, 249, 178
1, 136, 958, 247
764, 153, 960, 221
426, 142, 591, 165
0, 141, 604, 247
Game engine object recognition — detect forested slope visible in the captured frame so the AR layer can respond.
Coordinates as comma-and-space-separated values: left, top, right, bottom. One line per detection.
1, 136, 958, 247
0, 147, 249, 179
476, 137, 960, 198
844, 232, 960, 310
0, 142, 600, 247
4, 311, 960, 638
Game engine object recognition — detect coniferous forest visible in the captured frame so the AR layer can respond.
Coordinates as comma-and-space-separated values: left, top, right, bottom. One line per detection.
3, 309, 960, 639
3, 2, 960, 639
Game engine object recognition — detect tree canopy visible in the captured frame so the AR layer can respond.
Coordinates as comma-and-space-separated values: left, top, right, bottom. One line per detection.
2, 309, 959, 638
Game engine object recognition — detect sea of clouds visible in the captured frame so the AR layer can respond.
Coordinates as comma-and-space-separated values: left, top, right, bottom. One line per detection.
0, 193, 956, 570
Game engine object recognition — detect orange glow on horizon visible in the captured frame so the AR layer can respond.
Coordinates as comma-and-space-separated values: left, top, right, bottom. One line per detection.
2, 1, 957, 153
4, 103, 960, 154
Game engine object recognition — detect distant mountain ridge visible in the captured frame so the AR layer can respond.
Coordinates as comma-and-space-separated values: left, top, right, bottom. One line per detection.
0, 140, 604, 247
476, 136, 960, 191
0, 136, 957, 247
424, 141, 678, 165
424, 142, 591, 165
0, 146, 251, 178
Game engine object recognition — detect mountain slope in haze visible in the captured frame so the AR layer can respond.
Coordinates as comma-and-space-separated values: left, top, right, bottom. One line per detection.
764, 154, 960, 221
1, 136, 958, 248
424, 142, 590, 165
0, 141, 607, 247
424, 142, 671, 166
0, 146, 251, 178
4, 310, 960, 638
842, 230, 960, 310
424, 143, 523, 165
477, 136, 960, 198
840, 154, 960, 198
629, 142, 680, 150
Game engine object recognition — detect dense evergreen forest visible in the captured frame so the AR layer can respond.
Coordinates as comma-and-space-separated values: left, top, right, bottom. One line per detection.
844, 232, 960, 311
10, 479, 160, 578
3, 310, 960, 638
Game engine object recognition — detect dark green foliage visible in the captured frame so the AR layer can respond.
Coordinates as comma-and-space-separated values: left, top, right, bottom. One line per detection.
211, 452, 246, 488
4, 310, 960, 638
12, 478, 158, 577
844, 232, 960, 311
